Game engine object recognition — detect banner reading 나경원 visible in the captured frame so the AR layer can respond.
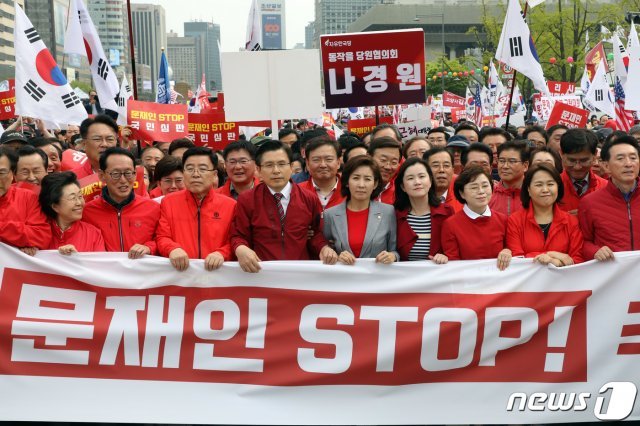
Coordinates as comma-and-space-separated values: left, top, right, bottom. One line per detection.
1, 245, 640, 424
127, 100, 188, 142
321, 29, 426, 109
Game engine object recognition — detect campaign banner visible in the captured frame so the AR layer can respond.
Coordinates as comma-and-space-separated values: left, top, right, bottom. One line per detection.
533, 94, 583, 122
396, 119, 430, 141
321, 29, 426, 109
346, 116, 393, 137
0, 78, 16, 120
1, 246, 640, 423
60, 149, 87, 172
450, 107, 466, 123
547, 81, 576, 96
545, 102, 590, 130
127, 100, 188, 142
187, 112, 239, 149
443, 91, 465, 108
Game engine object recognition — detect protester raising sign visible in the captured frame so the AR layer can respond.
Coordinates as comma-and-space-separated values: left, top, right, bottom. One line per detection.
127, 100, 188, 142
545, 102, 590, 130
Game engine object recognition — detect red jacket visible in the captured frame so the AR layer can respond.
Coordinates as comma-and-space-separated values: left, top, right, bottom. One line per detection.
444, 178, 463, 213
506, 204, 583, 263
376, 179, 396, 205
578, 179, 640, 260
217, 176, 261, 200
149, 186, 163, 199
396, 203, 454, 260
231, 182, 328, 261
298, 177, 345, 211
71, 160, 94, 179
48, 220, 106, 252
489, 181, 523, 216
441, 209, 508, 260
83, 192, 161, 253
156, 189, 236, 259
0, 185, 50, 249
558, 170, 607, 213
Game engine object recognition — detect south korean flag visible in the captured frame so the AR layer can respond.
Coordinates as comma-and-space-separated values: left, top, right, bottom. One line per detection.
116, 74, 133, 126
584, 60, 615, 117
14, 5, 87, 126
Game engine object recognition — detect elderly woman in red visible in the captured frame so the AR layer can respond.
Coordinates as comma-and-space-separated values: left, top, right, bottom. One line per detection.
394, 157, 454, 262
507, 163, 583, 266
441, 166, 511, 270
39, 171, 105, 254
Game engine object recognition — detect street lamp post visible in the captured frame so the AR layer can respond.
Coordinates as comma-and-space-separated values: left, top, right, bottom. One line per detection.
414, 11, 445, 117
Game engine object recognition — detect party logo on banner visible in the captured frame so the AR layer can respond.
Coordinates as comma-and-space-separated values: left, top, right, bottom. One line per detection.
187, 112, 239, 149
545, 102, 589, 130
321, 29, 426, 109
127, 100, 188, 142
0, 79, 15, 120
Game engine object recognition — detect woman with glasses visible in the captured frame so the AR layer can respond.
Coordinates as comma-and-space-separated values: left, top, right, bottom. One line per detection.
394, 157, 453, 262
322, 156, 399, 265
149, 156, 185, 201
39, 171, 105, 253
507, 164, 583, 266
441, 166, 512, 270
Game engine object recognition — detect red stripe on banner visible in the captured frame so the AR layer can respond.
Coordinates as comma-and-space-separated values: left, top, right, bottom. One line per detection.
617, 343, 640, 355
621, 324, 640, 337
438, 321, 462, 360
627, 301, 640, 314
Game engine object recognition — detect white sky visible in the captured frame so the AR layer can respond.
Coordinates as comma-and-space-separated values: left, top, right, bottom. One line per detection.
132, 0, 315, 51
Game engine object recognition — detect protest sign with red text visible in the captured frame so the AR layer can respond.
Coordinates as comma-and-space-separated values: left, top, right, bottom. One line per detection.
0, 79, 16, 120
443, 91, 465, 108
547, 81, 576, 96
545, 102, 589, 130
127, 100, 188, 142
347, 116, 393, 137
187, 112, 239, 148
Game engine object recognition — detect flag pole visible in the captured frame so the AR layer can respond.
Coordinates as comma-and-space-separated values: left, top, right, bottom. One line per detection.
126, 0, 138, 100
505, 1, 529, 128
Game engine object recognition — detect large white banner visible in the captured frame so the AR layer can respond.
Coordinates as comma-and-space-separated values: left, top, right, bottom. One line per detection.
1, 243, 640, 424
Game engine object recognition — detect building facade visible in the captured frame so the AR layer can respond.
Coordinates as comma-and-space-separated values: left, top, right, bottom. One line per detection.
313, 0, 380, 46
131, 3, 166, 98
167, 30, 197, 89
0, 0, 25, 80
88, 0, 129, 78
259, 0, 286, 50
184, 21, 221, 91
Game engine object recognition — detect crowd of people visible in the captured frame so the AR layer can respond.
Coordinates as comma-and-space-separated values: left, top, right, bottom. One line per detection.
1, 112, 638, 272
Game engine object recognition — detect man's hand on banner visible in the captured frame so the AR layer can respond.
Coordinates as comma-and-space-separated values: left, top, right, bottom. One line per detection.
236, 245, 261, 273
594, 245, 615, 261
319, 245, 338, 265
129, 244, 150, 260
204, 251, 224, 271
169, 248, 189, 271
58, 244, 78, 255
497, 248, 512, 271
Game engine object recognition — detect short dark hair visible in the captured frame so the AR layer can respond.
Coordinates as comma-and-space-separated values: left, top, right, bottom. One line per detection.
305, 136, 341, 159
605, 130, 629, 145
520, 163, 564, 209
340, 155, 383, 200
428, 127, 450, 141
454, 123, 480, 138
423, 146, 454, 164
371, 123, 402, 141
31, 136, 62, 155
402, 137, 431, 159
39, 171, 80, 219
337, 132, 361, 150
367, 136, 402, 158
0, 146, 17, 172
342, 142, 368, 164
278, 128, 300, 142
522, 125, 548, 142
80, 114, 119, 139
17, 144, 48, 170
600, 135, 640, 162
153, 156, 182, 183
255, 140, 293, 166
168, 138, 195, 155
560, 128, 597, 155
99, 146, 136, 171
453, 165, 493, 205
461, 142, 492, 166
142, 145, 164, 157
479, 127, 511, 143
223, 140, 256, 160
394, 157, 440, 211
182, 146, 218, 169
529, 146, 563, 174
547, 124, 569, 137
497, 139, 530, 163
299, 128, 328, 151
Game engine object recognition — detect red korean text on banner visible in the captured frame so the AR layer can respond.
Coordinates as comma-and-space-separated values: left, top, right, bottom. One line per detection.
78, 165, 147, 203
187, 112, 239, 149
0, 79, 15, 120
450, 108, 466, 123
547, 81, 576, 96
545, 102, 590, 130
443, 91, 465, 108
321, 29, 426, 109
60, 149, 87, 172
347, 116, 393, 137
127, 100, 188, 142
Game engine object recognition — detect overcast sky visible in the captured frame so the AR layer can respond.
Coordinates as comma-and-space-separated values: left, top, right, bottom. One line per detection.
132, 0, 315, 51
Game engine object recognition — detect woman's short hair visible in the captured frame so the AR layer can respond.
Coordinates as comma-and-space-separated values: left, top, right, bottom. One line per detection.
393, 157, 440, 211
529, 146, 563, 174
153, 156, 182, 183
520, 163, 564, 209
340, 155, 383, 200
39, 171, 80, 219
453, 165, 493, 205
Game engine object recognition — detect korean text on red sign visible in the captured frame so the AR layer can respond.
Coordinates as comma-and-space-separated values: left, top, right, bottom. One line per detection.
127, 100, 188, 142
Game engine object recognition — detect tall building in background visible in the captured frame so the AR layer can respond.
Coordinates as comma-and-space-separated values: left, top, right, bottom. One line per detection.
88, 0, 129, 78
167, 30, 197, 88
0, 0, 26, 80
184, 21, 221, 91
313, 0, 379, 45
259, 0, 286, 50
131, 3, 166, 99
305, 21, 314, 49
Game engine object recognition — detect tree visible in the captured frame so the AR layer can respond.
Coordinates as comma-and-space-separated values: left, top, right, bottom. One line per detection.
425, 57, 473, 96
70, 80, 93, 94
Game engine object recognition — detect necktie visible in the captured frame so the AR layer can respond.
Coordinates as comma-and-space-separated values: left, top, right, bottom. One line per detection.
274, 192, 285, 228
574, 179, 587, 196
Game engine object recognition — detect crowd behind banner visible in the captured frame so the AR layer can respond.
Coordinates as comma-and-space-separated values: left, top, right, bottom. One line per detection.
0, 111, 638, 272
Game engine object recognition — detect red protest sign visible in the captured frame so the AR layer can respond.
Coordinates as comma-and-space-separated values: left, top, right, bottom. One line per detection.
0, 79, 15, 120
321, 29, 426, 109
187, 112, 239, 149
450, 108, 466, 123
443, 91, 465, 108
60, 149, 87, 172
547, 81, 576, 96
347, 116, 393, 137
127, 100, 188, 142
545, 102, 589, 130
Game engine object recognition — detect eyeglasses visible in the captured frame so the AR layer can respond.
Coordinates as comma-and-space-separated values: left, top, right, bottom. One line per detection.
106, 170, 136, 180
226, 158, 253, 167
161, 177, 184, 185
498, 158, 522, 166
260, 162, 291, 171
88, 136, 117, 144
0, 169, 11, 177
563, 157, 592, 167
62, 192, 84, 203
184, 166, 215, 175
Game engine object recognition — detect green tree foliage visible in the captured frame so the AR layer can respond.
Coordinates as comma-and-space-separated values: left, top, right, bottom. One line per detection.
70, 80, 93, 94
425, 58, 473, 96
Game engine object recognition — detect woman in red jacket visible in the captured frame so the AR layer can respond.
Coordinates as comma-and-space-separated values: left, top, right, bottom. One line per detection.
39, 171, 105, 253
507, 163, 583, 266
441, 166, 511, 270
394, 157, 454, 262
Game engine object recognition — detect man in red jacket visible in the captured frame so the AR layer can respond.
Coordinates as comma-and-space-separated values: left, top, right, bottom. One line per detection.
83, 147, 160, 257
231, 140, 338, 273
558, 129, 607, 214
299, 136, 344, 211
424, 147, 462, 212
0, 147, 50, 250
217, 140, 259, 200
489, 140, 529, 216
368, 136, 402, 205
579, 136, 640, 261
72, 115, 119, 179
157, 147, 237, 271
